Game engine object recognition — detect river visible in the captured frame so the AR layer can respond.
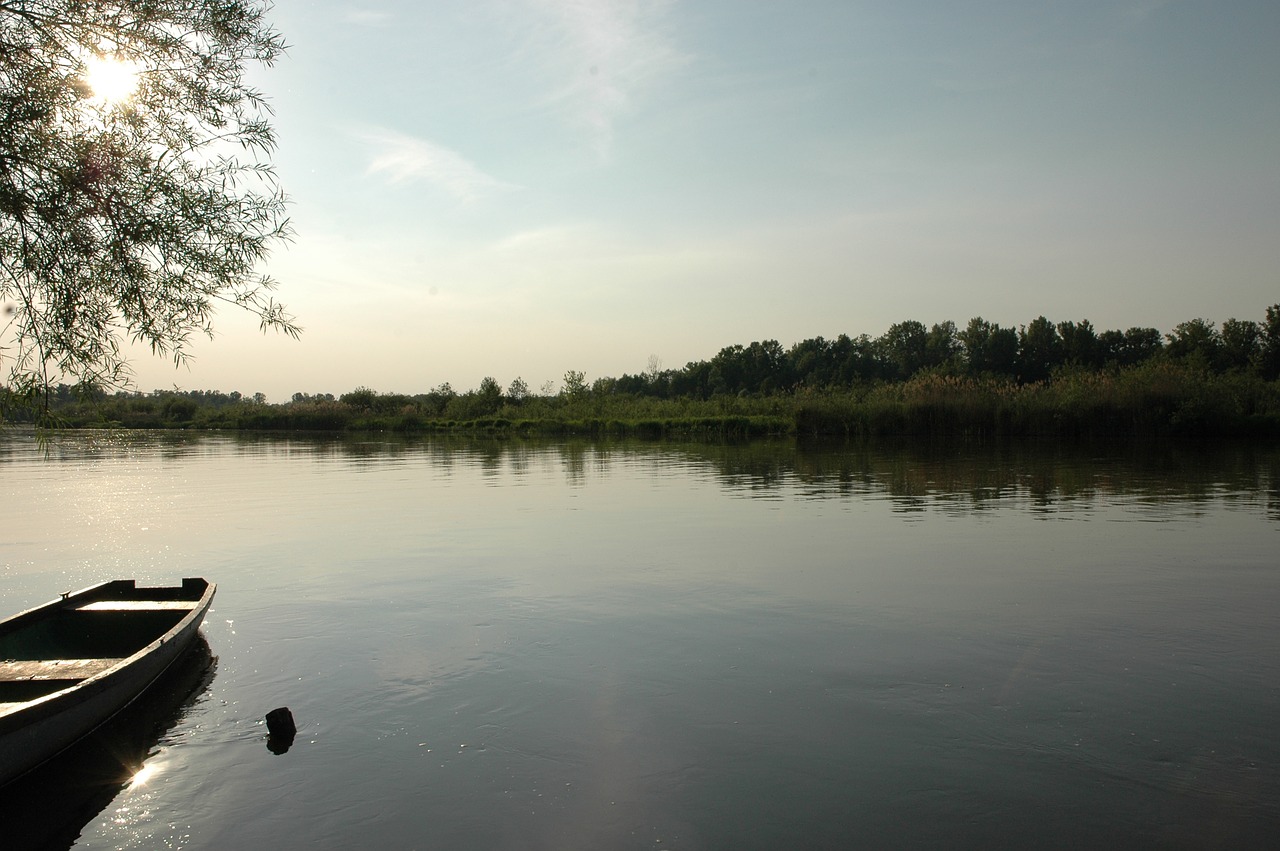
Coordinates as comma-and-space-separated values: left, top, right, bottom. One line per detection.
1, 431, 1277, 849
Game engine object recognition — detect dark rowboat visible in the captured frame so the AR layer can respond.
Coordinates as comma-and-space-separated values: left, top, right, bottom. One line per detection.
0, 578, 215, 788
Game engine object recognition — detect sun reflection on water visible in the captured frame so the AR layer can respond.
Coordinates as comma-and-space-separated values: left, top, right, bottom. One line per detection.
127, 761, 162, 791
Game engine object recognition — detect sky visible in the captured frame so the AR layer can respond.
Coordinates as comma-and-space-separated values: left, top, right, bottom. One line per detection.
131, 0, 1280, 399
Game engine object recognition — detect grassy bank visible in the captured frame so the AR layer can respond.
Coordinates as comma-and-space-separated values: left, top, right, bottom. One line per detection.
27, 361, 1280, 440
794, 362, 1280, 439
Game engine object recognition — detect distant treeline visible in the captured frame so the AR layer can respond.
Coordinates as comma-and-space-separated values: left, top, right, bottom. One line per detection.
609, 309, 1280, 396
9, 307, 1280, 439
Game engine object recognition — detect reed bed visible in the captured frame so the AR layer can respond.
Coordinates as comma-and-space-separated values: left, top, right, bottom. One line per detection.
29, 362, 1280, 439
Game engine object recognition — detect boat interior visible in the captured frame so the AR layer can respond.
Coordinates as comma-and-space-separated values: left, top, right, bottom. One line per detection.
0, 582, 204, 710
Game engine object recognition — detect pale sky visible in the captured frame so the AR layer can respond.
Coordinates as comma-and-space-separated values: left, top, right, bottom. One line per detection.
133, 0, 1280, 399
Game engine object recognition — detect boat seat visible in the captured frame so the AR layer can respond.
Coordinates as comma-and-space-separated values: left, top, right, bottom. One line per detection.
0, 658, 125, 681
75, 600, 199, 612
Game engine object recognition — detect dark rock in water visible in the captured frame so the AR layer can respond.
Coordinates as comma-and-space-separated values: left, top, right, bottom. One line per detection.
266, 735, 294, 755
266, 706, 297, 754
266, 706, 296, 737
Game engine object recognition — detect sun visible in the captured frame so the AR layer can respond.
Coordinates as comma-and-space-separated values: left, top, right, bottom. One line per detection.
84, 54, 140, 104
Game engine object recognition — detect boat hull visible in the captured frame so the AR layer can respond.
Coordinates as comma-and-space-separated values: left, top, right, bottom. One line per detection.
0, 579, 215, 788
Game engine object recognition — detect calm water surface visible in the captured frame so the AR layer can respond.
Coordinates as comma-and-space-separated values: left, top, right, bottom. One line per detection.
2, 432, 1278, 849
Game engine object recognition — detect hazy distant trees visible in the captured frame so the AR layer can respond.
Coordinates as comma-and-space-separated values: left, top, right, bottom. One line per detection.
22, 305, 1280, 432
340, 387, 377, 410
604, 306, 1279, 401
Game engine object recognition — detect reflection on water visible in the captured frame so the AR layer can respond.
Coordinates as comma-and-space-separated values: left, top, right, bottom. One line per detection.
13, 428, 1279, 514
0, 636, 216, 851
1, 431, 1277, 848
125, 761, 161, 791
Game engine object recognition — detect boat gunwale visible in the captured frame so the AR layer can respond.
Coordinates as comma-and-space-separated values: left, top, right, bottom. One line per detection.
0, 579, 215, 734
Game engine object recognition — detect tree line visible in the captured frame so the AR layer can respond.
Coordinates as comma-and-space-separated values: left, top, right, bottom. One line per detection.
9, 306, 1280, 438
605, 308, 1280, 400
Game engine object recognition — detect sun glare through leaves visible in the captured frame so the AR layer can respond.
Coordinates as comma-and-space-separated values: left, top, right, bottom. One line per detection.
84, 54, 140, 104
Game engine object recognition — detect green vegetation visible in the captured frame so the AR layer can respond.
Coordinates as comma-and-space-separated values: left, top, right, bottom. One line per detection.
1, 0, 294, 417
8, 306, 1280, 439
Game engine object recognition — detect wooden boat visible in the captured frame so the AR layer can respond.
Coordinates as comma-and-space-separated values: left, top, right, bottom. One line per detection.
0, 578, 215, 788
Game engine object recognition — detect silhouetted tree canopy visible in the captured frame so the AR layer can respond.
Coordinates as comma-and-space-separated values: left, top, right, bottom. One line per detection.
0, 0, 295, 408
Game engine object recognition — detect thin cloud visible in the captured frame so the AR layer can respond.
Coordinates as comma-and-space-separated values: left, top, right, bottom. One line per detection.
358, 129, 517, 201
491, 224, 609, 254
343, 9, 392, 27
520, 0, 688, 161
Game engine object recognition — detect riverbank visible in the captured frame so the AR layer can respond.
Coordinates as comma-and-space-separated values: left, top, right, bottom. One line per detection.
20, 361, 1280, 440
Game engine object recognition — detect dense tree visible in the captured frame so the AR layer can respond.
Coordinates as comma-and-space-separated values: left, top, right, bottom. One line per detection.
160, 394, 196, 421
1220, 318, 1261, 372
1121, 327, 1164, 365
1096, 329, 1124, 365
789, 336, 835, 389
878, 321, 928, 380
652, 369, 677, 398
1057, 320, 1100, 368
477, 376, 502, 405
707, 345, 744, 394
339, 387, 376, 410
1016, 316, 1062, 383
1, 0, 295, 408
1099, 327, 1164, 367
748, 339, 788, 392
1165, 319, 1223, 370
1261, 305, 1280, 380
670, 360, 712, 399
291, 391, 334, 404
612, 372, 649, 395
833, 333, 882, 384
925, 321, 960, 369
959, 318, 1018, 377
706, 340, 788, 395
419, 383, 455, 416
